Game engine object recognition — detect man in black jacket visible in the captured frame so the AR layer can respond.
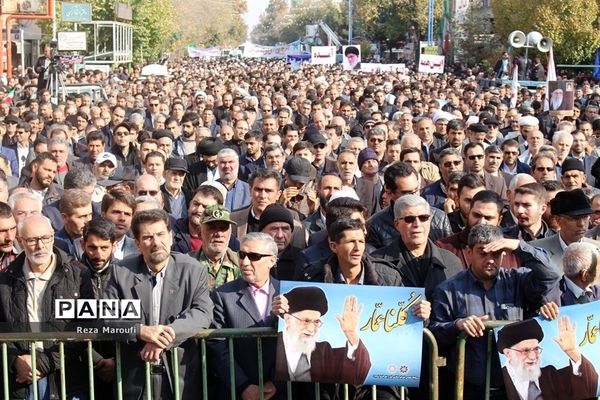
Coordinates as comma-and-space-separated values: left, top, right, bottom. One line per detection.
372, 194, 463, 300
79, 217, 119, 399
0, 214, 93, 400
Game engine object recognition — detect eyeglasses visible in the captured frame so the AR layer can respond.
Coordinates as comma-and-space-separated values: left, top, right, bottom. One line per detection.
467, 154, 484, 161
369, 138, 385, 143
399, 214, 430, 224
137, 190, 158, 196
509, 347, 542, 357
114, 131, 129, 137
442, 160, 462, 168
288, 313, 323, 328
149, 103, 159, 107
535, 167, 554, 172
238, 251, 273, 262
21, 235, 53, 247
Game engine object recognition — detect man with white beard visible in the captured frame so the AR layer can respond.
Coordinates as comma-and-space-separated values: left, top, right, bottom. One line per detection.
497, 318, 598, 400
273, 286, 372, 385
550, 88, 564, 110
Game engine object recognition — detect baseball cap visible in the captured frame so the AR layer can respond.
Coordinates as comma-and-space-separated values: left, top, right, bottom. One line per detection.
201, 204, 237, 225
95, 152, 117, 167
284, 156, 311, 184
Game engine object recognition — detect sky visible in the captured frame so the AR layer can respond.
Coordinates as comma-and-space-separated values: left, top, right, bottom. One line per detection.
243, 0, 270, 37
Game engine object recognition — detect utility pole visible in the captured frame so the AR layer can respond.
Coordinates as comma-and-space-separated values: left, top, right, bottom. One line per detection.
348, 0, 353, 44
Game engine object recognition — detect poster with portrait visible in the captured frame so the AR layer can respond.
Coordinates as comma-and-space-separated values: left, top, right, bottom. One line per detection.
310, 46, 336, 65
275, 281, 425, 387
342, 45, 361, 71
494, 303, 600, 400
548, 80, 575, 116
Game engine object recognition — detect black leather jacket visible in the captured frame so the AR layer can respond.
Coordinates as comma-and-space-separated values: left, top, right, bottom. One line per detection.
366, 204, 452, 249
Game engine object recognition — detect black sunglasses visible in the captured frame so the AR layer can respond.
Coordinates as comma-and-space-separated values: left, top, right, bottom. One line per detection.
137, 190, 158, 196
399, 215, 430, 224
239, 251, 273, 262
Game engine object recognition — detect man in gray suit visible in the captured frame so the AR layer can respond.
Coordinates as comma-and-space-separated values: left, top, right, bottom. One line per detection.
209, 232, 282, 400
103, 209, 213, 400
531, 189, 600, 269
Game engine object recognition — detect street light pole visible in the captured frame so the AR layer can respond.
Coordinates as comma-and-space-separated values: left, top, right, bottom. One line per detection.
348, 0, 353, 44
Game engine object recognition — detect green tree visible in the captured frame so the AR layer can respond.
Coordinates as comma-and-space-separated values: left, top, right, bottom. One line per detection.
491, 0, 600, 64
354, 0, 442, 47
251, 0, 290, 45
172, 0, 247, 49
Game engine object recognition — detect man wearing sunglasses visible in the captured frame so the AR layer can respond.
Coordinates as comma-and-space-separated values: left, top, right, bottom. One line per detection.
372, 194, 462, 300
422, 147, 465, 210
464, 142, 507, 201
209, 233, 281, 400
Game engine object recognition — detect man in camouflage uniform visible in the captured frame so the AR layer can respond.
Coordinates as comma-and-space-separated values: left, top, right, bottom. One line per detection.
189, 204, 240, 290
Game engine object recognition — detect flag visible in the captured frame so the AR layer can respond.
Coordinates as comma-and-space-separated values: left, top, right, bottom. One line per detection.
510, 65, 520, 108
543, 47, 556, 112
593, 48, 600, 80
439, 0, 451, 54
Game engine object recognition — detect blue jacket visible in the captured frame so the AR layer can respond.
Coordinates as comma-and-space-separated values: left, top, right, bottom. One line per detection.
430, 242, 559, 389
0, 145, 18, 177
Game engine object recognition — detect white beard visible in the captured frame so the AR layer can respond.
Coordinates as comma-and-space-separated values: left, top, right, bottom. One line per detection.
551, 96, 563, 110
283, 328, 317, 355
509, 358, 541, 382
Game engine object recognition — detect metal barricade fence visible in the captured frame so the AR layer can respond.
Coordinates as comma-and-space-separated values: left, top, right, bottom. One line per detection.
0, 327, 442, 400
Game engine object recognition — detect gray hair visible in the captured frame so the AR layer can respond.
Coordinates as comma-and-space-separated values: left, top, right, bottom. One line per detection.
240, 232, 278, 256
8, 192, 42, 211
467, 224, 503, 248
439, 147, 462, 160
347, 137, 366, 147
563, 242, 599, 277
64, 167, 97, 189
17, 214, 52, 236
217, 148, 239, 161
393, 194, 430, 219
47, 137, 68, 148
129, 113, 145, 125
134, 195, 162, 209
552, 130, 572, 144
509, 173, 536, 190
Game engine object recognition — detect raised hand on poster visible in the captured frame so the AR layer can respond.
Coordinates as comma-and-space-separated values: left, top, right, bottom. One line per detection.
336, 295, 364, 346
553, 315, 581, 363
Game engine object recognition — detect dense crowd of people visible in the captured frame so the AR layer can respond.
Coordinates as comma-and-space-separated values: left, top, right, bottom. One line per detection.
0, 55, 599, 400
